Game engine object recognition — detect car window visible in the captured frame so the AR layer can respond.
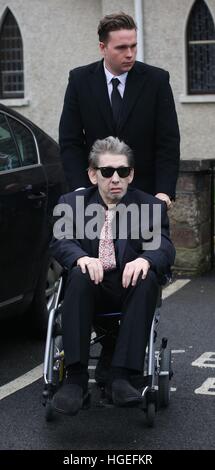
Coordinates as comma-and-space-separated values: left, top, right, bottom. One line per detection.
8, 117, 38, 166
0, 113, 20, 171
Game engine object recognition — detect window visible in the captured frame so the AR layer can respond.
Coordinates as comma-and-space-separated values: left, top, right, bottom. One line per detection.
0, 113, 20, 170
187, 0, 215, 94
0, 8, 24, 99
8, 117, 38, 166
0, 113, 38, 171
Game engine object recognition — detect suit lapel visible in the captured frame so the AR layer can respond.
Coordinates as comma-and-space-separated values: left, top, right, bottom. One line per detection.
89, 61, 114, 133
88, 61, 148, 134
84, 188, 104, 259
119, 62, 148, 131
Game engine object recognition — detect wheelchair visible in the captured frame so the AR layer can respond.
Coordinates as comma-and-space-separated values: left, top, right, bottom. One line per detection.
43, 271, 173, 427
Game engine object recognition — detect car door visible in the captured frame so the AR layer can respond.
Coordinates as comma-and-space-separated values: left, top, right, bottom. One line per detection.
0, 111, 48, 310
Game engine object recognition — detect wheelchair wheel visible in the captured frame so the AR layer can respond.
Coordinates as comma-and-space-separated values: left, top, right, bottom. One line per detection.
146, 402, 155, 427
29, 256, 62, 337
51, 341, 64, 392
45, 400, 54, 422
158, 348, 172, 408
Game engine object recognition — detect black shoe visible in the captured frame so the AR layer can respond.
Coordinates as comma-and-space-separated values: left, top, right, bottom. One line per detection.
52, 383, 89, 416
129, 373, 147, 391
95, 348, 113, 385
111, 379, 143, 407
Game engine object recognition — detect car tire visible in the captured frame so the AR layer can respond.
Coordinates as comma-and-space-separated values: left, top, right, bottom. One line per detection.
29, 254, 62, 337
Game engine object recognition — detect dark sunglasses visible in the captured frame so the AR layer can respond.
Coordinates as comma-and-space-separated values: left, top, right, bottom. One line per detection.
96, 166, 132, 178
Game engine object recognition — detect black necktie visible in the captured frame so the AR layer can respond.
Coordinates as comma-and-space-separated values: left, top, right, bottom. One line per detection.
111, 78, 122, 129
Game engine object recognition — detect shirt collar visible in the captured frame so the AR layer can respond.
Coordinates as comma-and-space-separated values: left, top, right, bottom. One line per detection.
103, 62, 128, 86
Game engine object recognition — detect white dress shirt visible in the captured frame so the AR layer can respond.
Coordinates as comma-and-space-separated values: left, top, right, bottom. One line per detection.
104, 63, 128, 100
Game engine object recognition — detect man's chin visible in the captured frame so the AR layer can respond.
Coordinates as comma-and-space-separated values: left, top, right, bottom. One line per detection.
121, 63, 134, 72
109, 192, 124, 202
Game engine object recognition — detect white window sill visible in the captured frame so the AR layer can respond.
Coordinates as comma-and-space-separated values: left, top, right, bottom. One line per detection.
179, 94, 215, 103
0, 98, 30, 107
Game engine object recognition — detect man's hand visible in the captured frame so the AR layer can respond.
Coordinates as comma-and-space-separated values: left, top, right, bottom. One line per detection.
155, 192, 172, 210
122, 258, 150, 288
77, 256, 104, 284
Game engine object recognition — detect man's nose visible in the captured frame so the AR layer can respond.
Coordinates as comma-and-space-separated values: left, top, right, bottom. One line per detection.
111, 170, 120, 182
126, 47, 133, 57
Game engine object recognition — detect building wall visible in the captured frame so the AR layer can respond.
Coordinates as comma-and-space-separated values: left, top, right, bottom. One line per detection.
143, 0, 215, 161
101, 0, 134, 16
0, 0, 214, 162
0, 0, 102, 139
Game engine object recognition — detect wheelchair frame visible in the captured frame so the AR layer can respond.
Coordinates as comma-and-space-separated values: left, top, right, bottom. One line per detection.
43, 275, 173, 426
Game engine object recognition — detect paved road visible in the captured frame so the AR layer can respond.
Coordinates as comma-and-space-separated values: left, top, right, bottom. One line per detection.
0, 272, 215, 450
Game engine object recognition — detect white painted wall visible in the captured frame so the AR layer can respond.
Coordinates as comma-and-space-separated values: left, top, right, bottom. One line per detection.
0, 0, 214, 162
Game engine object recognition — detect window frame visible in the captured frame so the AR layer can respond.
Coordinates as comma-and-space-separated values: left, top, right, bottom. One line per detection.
0, 112, 21, 171
0, 8, 24, 100
186, 0, 215, 95
0, 110, 40, 173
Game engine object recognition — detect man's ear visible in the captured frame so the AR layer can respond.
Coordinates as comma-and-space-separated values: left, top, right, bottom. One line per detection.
99, 42, 105, 54
88, 167, 98, 185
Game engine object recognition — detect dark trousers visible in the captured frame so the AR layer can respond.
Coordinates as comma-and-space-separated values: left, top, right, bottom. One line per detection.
62, 266, 159, 372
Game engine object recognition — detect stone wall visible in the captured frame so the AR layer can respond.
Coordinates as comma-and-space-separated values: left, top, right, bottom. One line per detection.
170, 160, 214, 276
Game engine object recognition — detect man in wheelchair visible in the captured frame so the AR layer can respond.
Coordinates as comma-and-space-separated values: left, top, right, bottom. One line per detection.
50, 136, 175, 416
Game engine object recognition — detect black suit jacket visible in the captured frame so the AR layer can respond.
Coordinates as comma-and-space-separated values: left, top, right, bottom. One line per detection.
50, 186, 175, 282
59, 60, 180, 198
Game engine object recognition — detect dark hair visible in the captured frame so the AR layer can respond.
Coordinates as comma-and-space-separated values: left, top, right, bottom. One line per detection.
89, 136, 134, 168
98, 12, 137, 43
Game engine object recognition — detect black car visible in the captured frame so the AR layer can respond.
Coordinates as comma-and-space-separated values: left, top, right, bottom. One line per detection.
0, 103, 66, 334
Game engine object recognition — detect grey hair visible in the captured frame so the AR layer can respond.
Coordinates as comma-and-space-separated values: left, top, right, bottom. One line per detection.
88, 136, 134, 168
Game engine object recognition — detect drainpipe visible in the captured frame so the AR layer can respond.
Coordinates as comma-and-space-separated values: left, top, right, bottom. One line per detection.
134, 0, 144, 62
210, 161, 214, 269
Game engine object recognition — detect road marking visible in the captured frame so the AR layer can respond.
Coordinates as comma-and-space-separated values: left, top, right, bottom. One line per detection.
0, 364, 43, 401
0, 278, 189, 401
192, 352, 215, 368
195, 378, 215, 395
155, 350, 185, 355
172, 350, 185, 354
154, 385, 176, 392
162, 279, 190, 299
